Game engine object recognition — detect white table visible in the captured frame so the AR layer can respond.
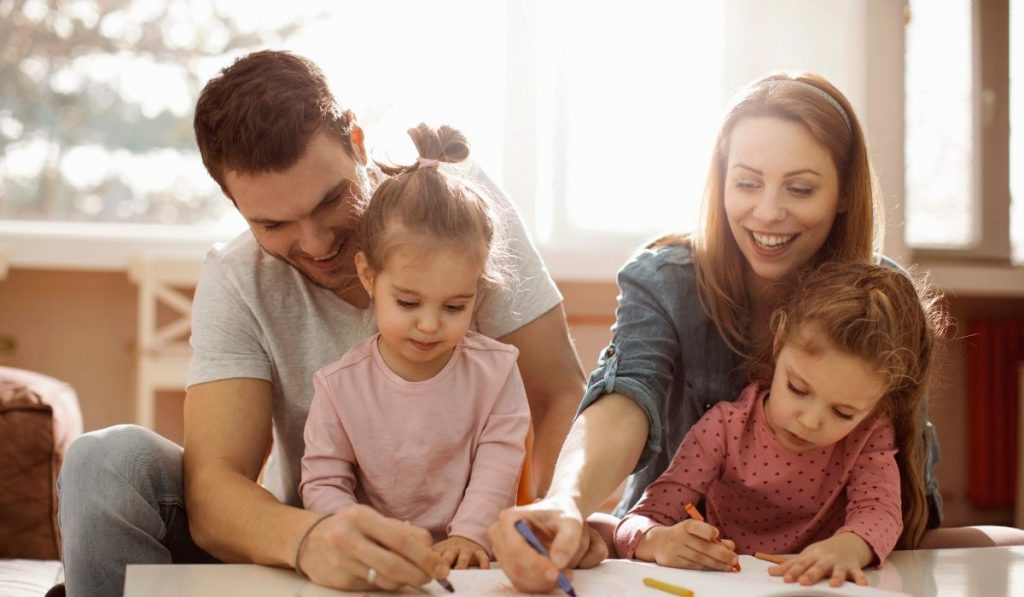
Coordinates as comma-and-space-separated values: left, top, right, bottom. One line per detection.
124, 546, 1024, 596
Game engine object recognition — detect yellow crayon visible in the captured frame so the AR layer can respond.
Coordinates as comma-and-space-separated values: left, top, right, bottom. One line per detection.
643, 576, 695, 597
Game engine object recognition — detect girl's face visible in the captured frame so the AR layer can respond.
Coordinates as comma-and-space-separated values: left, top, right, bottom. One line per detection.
764, 325, 887, 453
356, 233, 484, 382
723, 117, 842, 286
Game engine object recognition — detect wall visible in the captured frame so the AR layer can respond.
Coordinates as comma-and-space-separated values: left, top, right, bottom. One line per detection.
1, 267, 1020, 528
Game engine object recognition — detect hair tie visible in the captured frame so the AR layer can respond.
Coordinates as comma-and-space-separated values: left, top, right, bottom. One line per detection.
769, 79, 852, 131
416, 157, 441, 170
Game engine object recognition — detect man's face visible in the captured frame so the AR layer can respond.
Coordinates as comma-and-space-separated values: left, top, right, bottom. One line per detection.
224, 131, 372, 301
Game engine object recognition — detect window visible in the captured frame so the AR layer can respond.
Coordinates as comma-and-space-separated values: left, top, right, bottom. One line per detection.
8, 1, 1015, 280
905, 0, 1022, 263
0, 0, 726, 278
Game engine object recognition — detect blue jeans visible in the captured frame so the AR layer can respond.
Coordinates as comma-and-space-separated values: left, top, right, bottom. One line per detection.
57, 425, 218, 597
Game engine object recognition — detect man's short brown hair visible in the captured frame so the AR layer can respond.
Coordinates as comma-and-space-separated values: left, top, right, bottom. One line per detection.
194, 50, 354, 198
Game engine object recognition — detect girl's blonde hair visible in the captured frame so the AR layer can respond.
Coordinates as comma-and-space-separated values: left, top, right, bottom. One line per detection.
360, 124, 510, 287
654, 72, 880, 358
747, 261, 946, 549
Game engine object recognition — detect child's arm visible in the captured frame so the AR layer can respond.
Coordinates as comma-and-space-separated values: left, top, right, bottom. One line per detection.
614, 406, 736, 571
298, 372, 360, 513
769, 418, 901, 587
444, 363, 531, 566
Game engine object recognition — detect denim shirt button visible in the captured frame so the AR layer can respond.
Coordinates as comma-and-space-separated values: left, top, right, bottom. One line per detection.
704, 402, 711, 410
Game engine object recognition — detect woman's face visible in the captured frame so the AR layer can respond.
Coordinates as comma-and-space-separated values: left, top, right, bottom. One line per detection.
723, 117, 841, 285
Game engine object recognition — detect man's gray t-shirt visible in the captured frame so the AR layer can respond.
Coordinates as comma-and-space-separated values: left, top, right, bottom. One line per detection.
187, 162, 562, 506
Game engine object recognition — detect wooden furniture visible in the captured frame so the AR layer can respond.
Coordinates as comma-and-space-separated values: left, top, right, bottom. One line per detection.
127, 256, 202, 429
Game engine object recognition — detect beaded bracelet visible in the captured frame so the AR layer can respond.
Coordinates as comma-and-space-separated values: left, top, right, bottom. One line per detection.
294, 513, 335, 578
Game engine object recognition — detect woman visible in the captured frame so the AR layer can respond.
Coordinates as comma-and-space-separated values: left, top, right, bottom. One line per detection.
488, 72, 1024, 592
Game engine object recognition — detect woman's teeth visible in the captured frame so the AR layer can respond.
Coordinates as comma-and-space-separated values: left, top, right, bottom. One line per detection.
751, 232, 796, 249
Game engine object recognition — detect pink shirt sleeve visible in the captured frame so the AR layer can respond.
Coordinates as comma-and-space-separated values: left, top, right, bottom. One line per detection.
447, 363, 530, 553
614, 403, 728, 559
835, 418, 902, 565
298, 371, 359, 513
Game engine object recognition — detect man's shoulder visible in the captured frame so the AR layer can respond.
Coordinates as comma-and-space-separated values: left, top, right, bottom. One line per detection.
204, 231, 263, 272
201, 230, 307, 297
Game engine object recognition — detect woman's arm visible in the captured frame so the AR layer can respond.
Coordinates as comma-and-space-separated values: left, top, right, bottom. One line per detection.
488, 393, 647, 593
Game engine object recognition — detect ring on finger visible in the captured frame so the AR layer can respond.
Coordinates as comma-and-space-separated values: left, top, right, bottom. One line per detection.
366, 567, 378, 584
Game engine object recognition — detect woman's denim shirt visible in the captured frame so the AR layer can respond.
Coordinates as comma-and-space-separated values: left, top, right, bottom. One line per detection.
578, 244, 943, 527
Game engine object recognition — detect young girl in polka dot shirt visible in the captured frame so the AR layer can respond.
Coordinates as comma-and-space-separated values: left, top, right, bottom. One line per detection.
614, 261, 945, 587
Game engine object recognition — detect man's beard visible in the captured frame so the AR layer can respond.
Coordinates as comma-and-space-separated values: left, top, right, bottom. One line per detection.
253, 167, 377, 297
260, 234, 358, 292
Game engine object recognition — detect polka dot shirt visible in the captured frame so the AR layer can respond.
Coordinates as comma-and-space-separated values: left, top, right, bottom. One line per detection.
614, 384, 902, 565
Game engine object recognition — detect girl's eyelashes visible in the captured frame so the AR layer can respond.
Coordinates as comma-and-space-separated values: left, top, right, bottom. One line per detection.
394, 300, 467, 313
786, 381, 809, 396
832, 409, 855, 421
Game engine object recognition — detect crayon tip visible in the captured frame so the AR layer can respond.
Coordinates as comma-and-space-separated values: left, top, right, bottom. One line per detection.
436, 577, 455, 593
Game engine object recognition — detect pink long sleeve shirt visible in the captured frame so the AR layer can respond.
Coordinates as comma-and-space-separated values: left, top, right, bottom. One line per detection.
615, 384, 902, 565
299, 331, 530, 553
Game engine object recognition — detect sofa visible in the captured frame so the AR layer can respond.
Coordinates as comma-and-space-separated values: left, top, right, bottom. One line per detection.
0, 367, 82, 595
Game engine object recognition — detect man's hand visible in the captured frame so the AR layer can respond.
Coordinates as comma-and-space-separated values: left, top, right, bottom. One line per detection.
433, 535, 490, 569
297, 505, 449, 591
488, 498, 608, 593
768, 532, 873, 587
634, 519, 738, 572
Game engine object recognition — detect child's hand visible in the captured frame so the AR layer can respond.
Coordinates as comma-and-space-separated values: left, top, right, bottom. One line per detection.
768, 532, 874, 587
635, 519, 738, 572
433, 535, 491, 570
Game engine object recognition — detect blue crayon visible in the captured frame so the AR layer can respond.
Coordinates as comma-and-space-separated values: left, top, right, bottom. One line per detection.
513, 520, 577, 597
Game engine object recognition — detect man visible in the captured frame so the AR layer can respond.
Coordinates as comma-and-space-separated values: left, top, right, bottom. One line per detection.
57, 50, 591, 595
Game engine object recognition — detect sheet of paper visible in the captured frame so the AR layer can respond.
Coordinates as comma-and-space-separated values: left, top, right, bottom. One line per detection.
126, 557, 912, 596
298, 557, 910, 596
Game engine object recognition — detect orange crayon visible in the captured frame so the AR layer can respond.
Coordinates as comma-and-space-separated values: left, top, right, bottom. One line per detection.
684, 503, 740, 572
754, 551, 789, 565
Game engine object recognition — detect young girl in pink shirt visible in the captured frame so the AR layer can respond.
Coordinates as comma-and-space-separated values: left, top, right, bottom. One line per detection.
299, 124, 530, 571
615, 261, 944, 587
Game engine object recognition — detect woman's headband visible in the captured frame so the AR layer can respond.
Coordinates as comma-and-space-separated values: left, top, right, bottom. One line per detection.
769, 79, 852, 131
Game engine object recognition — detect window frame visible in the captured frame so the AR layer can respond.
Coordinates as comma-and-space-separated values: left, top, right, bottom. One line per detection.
906, 0, 1013, 263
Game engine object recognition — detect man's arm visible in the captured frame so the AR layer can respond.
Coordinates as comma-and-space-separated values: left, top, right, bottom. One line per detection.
183, 378, 311, 565
183, 378, 448, 590
498, 304, 586, 495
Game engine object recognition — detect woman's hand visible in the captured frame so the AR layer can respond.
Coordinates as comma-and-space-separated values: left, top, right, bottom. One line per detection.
634, 519, 738, 571
768, 532, 873, 587
487, 497, 608, 593
433, 535, 490, 569
297, 505, 449, 592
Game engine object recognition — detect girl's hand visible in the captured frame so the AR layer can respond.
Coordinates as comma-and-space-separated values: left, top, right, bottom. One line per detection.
768, 532, 874, 587
635, 519, 738, 572
433, 535, 490, 570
